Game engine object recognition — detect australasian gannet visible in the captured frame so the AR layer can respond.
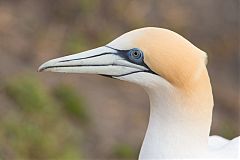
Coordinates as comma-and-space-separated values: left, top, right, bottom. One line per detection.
38, 27, 240, 159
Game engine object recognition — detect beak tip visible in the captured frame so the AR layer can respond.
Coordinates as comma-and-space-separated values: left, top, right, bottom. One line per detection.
37, 67, 44, 72
38, 58, 57, 72
38, 62, 49, 72
38, 66, 45, 72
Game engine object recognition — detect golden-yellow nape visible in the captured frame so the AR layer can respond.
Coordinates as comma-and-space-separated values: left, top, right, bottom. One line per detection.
38, 27, 239, 159
108, 27, 208, 89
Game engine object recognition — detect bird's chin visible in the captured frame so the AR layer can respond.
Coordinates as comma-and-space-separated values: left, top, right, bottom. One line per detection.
115, 72, 162, 87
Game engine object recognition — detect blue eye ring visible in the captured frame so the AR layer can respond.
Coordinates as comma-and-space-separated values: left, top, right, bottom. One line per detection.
128, 48, 144, 64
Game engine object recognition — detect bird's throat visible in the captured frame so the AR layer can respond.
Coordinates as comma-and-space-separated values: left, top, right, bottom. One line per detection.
139, 76, 213, 159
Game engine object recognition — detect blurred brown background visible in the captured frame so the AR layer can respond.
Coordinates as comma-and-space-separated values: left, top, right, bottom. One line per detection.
0, 0, 239, 159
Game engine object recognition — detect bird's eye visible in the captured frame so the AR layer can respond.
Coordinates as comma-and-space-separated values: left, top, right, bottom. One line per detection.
128, 48, 143, 64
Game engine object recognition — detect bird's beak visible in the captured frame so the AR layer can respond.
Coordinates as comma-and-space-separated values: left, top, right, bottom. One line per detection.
38, 46, 147, 78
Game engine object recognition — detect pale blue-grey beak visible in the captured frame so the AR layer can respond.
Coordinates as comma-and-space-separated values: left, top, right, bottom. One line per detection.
38, 46, 149, 78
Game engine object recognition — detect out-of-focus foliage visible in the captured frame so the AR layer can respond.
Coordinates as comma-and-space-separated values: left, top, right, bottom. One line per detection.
1, 75, 84, 159
53, 84, 89, 123
0, 0, 238, 159
5, 76, 55, 113
112, 144, 137, 159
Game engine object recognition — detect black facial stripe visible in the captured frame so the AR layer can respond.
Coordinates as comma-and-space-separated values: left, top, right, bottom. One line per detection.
105, 46, 144, 66
48, 46, 157, 76
58, 48, 148, 71
105, 46, 157, 76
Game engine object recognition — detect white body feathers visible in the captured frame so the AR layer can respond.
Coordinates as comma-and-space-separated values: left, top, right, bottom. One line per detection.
39, 27, 240, 159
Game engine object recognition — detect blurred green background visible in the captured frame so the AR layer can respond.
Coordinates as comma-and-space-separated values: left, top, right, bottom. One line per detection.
0, 0, 239, 159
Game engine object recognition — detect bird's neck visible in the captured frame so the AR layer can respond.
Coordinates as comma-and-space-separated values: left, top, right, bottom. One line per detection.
139, 69, 213, 159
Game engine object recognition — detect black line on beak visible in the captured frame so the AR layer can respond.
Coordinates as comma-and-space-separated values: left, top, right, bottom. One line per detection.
98, 74, 114, 79
39, 64, 113, 72
59, 52, 113, 63
59, 46, 127, 63
39, 46, 158, 77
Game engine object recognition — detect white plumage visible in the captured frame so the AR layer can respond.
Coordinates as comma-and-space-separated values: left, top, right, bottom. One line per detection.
39, 27, 240, 159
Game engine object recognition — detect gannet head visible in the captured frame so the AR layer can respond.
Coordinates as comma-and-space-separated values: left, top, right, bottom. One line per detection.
38, 27, 208, 91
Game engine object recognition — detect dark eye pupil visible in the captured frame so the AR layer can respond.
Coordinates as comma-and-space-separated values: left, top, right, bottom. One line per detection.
133, 52, 139, 57
131, 51, 141, 59
128, 48, 143, 64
